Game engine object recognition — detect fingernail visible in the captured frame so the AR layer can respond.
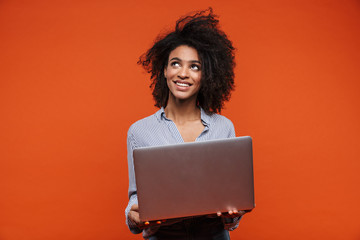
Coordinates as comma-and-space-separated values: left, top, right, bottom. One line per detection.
217, 212, 221, 216
145, 221, 150, 225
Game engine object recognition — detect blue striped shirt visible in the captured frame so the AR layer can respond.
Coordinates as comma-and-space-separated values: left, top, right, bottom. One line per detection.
125, 107, 240, 236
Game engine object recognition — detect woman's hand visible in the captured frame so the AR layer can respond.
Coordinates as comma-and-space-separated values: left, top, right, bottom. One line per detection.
216, 209, 252, 218
128, 204, 164, 228
128, 204, 141, 225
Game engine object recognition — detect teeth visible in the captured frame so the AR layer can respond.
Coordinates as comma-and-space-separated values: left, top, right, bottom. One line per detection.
176, 82, 190, 87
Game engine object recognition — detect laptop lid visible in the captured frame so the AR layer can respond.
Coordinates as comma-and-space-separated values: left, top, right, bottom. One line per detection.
133, 136, 255, 222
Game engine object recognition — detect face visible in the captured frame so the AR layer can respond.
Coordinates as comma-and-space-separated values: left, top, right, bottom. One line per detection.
164, 45, 202, 103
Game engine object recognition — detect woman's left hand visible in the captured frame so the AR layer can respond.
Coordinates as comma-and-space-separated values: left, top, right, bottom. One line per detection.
216, 209, 252, 218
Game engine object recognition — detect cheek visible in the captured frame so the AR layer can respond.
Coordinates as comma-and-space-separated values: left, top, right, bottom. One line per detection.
194, 72, 202, 83
166, 68, 176, 78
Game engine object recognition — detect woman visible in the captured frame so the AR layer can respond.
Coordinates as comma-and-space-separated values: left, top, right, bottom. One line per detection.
125, 8, 249, 239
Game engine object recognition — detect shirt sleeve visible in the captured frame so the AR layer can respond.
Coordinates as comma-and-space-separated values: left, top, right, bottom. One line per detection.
222, 216, 242, 231
223, 119, 242, 231
228, 119, 236, 138
125, 128, 142, 234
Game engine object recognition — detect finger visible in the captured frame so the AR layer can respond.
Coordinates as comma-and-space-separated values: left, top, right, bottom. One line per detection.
240, 210, 247, 215
144, 221, 150, 226
217, 211, 222, 217
156, 221, 161, 224
228, 210, 233, 215
233, 209, 238, 214
130, 204, 139, 211
129, 209, 141, 224
235, 210, 245, 216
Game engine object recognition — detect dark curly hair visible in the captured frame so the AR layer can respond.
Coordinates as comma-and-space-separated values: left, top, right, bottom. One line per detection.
138, 8, 235, 114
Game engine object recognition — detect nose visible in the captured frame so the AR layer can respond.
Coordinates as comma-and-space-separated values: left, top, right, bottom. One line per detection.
178, 66, 189, 79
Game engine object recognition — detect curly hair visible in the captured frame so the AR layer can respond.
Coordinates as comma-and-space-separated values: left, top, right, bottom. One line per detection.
138, 8, 235, 114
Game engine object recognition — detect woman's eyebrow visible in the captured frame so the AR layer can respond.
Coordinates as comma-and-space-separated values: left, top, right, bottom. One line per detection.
169, 57, 181, 61
169, 57, 201, 64
190, 60, 201, 64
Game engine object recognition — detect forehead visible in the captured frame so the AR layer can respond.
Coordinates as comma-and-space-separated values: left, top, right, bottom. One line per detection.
168, 45, 200, 61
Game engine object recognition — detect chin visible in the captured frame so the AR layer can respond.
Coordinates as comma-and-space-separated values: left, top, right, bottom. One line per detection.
171, 93, 198, 102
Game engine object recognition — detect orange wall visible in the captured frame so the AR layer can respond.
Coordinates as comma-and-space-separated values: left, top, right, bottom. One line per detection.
0, 0, 359, 239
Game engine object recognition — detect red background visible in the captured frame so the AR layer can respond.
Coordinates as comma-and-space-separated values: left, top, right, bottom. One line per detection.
1, 0, 359, 239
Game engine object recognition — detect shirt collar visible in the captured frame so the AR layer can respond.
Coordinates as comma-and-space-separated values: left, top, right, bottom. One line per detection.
156, 107, 211, 126
200, 108, 211, 127
155, 107, 165, 122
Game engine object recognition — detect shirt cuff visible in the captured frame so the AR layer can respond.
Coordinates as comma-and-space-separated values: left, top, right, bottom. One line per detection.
222, 216, 242, 231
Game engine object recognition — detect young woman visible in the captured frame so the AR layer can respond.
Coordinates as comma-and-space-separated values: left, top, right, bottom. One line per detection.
125, 8, 249, 239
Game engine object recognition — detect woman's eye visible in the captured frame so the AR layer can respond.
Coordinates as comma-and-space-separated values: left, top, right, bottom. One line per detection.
170, 62, 180, 67
191, 65, 200, 71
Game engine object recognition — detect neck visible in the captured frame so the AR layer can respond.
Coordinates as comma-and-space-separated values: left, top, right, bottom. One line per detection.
164, 95, 200, 124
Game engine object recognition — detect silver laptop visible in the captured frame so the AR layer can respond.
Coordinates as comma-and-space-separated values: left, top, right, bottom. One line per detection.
133, 136, 255, 222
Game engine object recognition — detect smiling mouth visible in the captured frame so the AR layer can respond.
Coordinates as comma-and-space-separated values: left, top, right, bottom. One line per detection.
174, 81, 191, 87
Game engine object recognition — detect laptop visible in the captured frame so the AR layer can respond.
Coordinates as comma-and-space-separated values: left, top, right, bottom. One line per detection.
133, 136, 255, 222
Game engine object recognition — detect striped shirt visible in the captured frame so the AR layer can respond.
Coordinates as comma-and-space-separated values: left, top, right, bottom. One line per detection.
125, 107, 241, 237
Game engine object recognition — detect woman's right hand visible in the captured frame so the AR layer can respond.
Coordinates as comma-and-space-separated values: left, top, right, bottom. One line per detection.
128, 204, 164, 228
128, 204, 141, 225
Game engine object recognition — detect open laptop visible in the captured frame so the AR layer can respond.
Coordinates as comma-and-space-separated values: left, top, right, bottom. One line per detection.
133, 136, 255, 222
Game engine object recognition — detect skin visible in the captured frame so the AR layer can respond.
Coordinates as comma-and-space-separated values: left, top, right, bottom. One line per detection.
129, 45, 247, 227
164, 45, 204, 142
